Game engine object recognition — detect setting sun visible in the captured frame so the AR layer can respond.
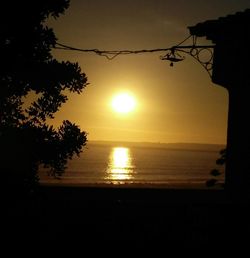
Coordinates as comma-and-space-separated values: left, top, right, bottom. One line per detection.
111, 93, 136, 114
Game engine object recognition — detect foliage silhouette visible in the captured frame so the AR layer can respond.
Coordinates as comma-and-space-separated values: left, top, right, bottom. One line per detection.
206, 149, 226, 188
0, 0, 88, 193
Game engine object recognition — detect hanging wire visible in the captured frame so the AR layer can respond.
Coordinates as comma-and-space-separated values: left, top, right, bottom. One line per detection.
54, 35, 215, 78
54, 35, 193, 60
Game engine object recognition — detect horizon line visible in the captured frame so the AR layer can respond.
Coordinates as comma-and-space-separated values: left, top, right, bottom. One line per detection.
87, 139, 226, 146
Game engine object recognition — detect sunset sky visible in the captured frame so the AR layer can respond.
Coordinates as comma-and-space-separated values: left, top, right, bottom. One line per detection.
47, 0, 250, 144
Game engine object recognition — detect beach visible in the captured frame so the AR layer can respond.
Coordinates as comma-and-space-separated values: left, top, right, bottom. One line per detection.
4, 184, 250, 251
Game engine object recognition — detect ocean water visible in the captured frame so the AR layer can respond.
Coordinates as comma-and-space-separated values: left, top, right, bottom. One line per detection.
39, 141, 225, 188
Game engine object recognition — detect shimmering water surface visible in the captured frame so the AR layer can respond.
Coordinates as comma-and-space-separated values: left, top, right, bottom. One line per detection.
39, 142, 225, 187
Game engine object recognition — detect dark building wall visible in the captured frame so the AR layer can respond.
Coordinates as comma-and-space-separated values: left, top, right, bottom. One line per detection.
189, 9, 250, 200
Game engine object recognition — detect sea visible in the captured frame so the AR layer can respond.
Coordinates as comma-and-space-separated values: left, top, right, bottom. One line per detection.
39, 141, 225, 188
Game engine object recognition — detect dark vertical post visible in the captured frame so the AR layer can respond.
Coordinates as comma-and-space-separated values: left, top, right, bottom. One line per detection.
226, 85, 250, 200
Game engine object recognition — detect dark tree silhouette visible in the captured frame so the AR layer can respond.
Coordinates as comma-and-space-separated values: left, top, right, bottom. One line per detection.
206, 148, 226, 188
0, 0, 88, 192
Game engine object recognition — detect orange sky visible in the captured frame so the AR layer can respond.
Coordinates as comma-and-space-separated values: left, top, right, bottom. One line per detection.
46, 0, 250, 144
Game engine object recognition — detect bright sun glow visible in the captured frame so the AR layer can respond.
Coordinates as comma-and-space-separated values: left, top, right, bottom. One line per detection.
111, 93, 136, 114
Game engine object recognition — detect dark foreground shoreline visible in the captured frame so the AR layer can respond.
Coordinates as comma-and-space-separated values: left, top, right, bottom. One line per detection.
4, 185, 250, 250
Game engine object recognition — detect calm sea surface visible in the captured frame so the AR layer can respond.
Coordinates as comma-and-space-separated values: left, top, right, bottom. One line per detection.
39, 141, 225, 188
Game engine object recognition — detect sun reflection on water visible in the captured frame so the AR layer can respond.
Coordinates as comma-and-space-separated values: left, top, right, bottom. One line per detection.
105, 147, 135, 183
